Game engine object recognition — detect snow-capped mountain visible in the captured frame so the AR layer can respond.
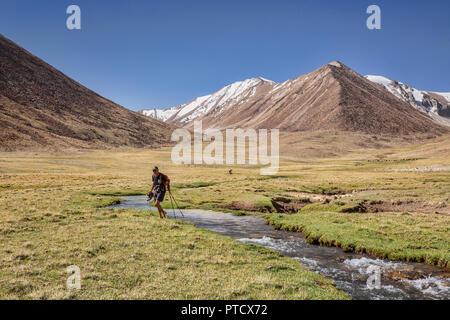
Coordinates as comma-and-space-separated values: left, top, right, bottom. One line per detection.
139, 61, 449, 134
365, 75, 450, 119
140, 77, 276, 126
140, 108, 178, 122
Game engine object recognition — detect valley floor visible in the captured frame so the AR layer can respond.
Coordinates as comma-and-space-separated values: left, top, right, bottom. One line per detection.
0, 134, 449, 299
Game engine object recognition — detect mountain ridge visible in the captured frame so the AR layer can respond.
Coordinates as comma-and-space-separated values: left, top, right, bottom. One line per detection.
140, 77, 276, 126
141, 61, 448, 135
0, 34, 175, 152
365, 75, 450, 126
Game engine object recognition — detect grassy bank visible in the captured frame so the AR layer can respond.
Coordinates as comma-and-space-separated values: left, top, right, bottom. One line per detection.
265, 211, 449, 268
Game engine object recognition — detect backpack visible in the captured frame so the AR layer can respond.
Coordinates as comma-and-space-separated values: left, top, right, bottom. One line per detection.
162, 173, 170, 190
154, 173, 170, 192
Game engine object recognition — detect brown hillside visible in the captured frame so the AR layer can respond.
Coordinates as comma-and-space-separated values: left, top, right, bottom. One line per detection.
182, 61, 447, 136
0, 34, 175, 151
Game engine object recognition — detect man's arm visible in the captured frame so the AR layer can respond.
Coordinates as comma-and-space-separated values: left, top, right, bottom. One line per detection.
150, 175, 156, 192
147, 180, 155, 200
165, 179, 170, 191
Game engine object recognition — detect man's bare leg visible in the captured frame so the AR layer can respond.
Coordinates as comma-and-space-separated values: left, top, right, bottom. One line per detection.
155, 201, 167, 219
155, 200, 162, 218
162, 205, 167, 218
160, 204, 167, 218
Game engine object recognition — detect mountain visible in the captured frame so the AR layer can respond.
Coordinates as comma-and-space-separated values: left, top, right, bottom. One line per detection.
140, 77, 276, 126
141, 61, 447, 135
365, 75, 450, 126
0, 34, 175, 152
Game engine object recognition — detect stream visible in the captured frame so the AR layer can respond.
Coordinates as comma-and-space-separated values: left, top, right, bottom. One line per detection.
108, 195, 449, 300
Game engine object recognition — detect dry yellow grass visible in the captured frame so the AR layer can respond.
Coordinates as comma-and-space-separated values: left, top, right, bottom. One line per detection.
0, 134, 449, 299
0, 148, 348, 300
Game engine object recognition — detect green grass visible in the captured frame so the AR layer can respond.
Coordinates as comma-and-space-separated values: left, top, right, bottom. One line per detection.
173, 181, 220, 189
265, 211, 450, 268
85, 189, 147, 197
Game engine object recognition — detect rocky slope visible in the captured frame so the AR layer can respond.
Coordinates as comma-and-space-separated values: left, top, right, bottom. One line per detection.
0, 34, 175, 152
365, 75, 450, 126
141, 61, 447, 135
140, 77, 276, 126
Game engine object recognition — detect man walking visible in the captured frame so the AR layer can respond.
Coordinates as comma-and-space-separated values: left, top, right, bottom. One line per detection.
150, 166, 169, 219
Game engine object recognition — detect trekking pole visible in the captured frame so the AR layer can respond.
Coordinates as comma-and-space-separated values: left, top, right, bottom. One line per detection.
171, 194, 184, 218
169, 192, 177, 218
169, 190, 184, 217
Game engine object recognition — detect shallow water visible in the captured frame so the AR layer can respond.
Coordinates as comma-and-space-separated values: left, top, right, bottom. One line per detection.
108, 195, 449, 300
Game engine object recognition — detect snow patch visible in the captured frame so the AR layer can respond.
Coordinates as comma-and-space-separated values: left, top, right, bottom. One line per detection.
433, 92, 450, 102
365, 75, 449, 114
141, 108, 178, 122
258, 77, 275, 83
177, 95, 211, 118
145, 77, 276, 124
366, 75, 393, 88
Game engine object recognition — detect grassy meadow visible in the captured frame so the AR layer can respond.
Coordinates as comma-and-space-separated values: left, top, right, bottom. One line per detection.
0, 133, 449, 299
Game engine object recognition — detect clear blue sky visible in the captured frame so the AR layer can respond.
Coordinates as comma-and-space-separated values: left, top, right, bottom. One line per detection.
1, 0, 449, 111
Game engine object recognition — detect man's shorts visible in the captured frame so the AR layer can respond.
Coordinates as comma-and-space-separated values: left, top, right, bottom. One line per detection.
154, 191, 166, 202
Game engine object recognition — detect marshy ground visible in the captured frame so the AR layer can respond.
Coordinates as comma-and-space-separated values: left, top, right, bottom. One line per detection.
0, 134, 449, 299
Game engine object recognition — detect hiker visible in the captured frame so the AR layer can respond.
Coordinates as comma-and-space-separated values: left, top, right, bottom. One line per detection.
149, 166, 170, 219
228, 169, 233, 175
